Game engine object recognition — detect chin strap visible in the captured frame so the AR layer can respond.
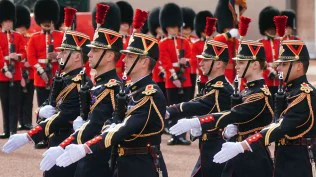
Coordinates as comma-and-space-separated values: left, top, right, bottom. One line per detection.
206, 60, 215, 76
126, 55, 141, 76
241, 60, 251, 78
93, 50, 107, 69
59, 51, 73, 71
284, 61, 293, 83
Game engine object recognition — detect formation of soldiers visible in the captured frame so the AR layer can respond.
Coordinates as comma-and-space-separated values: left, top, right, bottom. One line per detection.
0, 0, 315, 177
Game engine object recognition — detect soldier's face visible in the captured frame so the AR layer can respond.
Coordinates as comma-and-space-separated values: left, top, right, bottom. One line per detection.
15, 27, 27, 35
123, 53, 140, 75
40, 22, 52, 31
88, 48, 105, 68
166, 27, 179, 36
235, 60, 251, 78
156, 27, 163, 37
182, 27, 192, 38
277, 61, 298, 82
120, 23, 130, 34
57, 49, 70, 64
199, 59, 213, 75
1, 20, 13, 31
285, 27, 293, 36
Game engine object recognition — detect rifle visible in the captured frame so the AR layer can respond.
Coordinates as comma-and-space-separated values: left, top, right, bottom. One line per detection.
44, 30, 54, 90
230, 75, 242, 108
22, 68, 30, 93
7, 32, 15, 87
175, 24, 187, 95
273, 72, 285, 122
79, 68, 91, 121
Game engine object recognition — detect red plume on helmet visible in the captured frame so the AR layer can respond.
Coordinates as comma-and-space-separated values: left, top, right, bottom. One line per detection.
64, 7, 77, 29
204, 17, 217, 37
239, 16, 251, 37
274, 15, 288, 38
132, 9, 149, 32
96, 3, 110, 27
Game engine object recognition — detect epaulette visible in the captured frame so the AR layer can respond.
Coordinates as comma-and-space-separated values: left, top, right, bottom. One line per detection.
71, 74, 82, 83
160, 37, 168, 42
104, 79, 119, 88
142, 84, 157, 96
300, 83, 313, 94
30, 31, 41, 37
212, 81, 224, 88
260, 85, 271, 96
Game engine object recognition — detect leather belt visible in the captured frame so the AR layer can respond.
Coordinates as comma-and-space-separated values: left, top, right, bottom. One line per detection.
278, 138, 316, 146
118, 145, 159, 157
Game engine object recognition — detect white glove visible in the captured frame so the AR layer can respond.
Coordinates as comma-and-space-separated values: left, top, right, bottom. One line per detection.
2, 133, 31, 153
169, 118, 201, 136
223, 124, 238, 139
73, 116, 86, 131
56, 144, 87, 167
229, 28, 239, 38
213, 142, 245, 163
40, 146, 65, 171
39, 105, 56, 119
165, 111, 170, 119
190, 127, 202, 137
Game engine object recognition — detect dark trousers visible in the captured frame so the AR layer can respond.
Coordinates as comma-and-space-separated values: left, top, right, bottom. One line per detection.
190, 74, 197, 99
0, 81, 21, 134
19, 80, 34, 126
35, 86, 50, 106
166, 87, 192, 139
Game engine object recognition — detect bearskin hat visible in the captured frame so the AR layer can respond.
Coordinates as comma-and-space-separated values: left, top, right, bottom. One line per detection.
159, 3, 183, 34
281, 9, 296, 29
148, 7, 160, 37
214, 0, 234, 33
194, 10, 213, 38
182, 7, 196, 30
92, 2, 121, 32
259, 6, 280, 35
116, 1, 133, 26
34, 0, 60, 26
15, 5, 30, 29
0, 0, 15, 24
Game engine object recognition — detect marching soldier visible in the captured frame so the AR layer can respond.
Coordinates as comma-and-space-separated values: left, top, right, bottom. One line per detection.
40, 3, 123, 177
0, 0, 27, 138
281, 9, 300, 40
212, 40, 316, 177
116, 1, 133, 78
159, 3, 192, 145
191, 10, 214, 93
167, 40, 233, 177
2, 15, 92, 177
53, 12, 169, 177
170, 41, 274, 177
27, 0, 64, 106
15, 5, 34, 131
259, 6, 281, 96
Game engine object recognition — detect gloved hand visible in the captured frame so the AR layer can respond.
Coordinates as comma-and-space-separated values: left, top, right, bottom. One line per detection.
56, 144, 88, 167
223, 124, 238, 139
229, 28, 239, 38
190, 127, 202, 137
73, 116, 86, 131
213, 142, 245, 163
2, 133, 31, 153
165, 111, 170, 119
39, 105, 56, 119
169, 118, 201, 136
40, 146, 65, 171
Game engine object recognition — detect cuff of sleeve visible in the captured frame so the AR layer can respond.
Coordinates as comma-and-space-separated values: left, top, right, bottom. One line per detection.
245, 133, 263, 147
169, 69, 178, 80
198, 115, 214, 124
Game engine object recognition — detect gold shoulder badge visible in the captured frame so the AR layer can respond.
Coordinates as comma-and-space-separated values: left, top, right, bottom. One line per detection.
142, 85, 157, 96
261, 85, 271, 96
72, 75, 82, 82
300, 83, 313, 93
212, 81, 224, 88
125, 80, 133, 87
104, 79, 119, 88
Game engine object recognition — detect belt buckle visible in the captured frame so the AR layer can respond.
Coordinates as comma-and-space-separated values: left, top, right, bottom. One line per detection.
280, 138, 286, 145
202, 133, 208, 141
118, 147, 125, 157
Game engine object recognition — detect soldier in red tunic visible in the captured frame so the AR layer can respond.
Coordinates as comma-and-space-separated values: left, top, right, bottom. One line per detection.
258, 6, 281, 96
15, 5, 34, 131
27, 0, 64, 106
0, 0, 27, 138
159, 3, 192, 145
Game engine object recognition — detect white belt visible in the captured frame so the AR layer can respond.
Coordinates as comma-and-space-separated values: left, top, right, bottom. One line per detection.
172, 62, 180, 67
38, 59, 58, 64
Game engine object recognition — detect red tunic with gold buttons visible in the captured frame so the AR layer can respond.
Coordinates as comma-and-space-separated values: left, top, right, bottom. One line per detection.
0, 46, 4, 69
187, 35, 199, 75
27, 30, 64, 87
213, 33, 238, 83
159, 36, 192, 88
152, 37, 165, 83
22, 33, 34, 80
0, 31, 26, 81
191, 39, 208, 84
259, 38, 280, 87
